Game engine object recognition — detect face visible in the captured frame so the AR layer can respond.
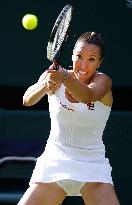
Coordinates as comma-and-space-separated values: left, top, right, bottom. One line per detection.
72, 41, 102, 83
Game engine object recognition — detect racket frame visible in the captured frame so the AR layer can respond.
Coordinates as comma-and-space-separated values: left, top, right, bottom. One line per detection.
47, 4, 73, 69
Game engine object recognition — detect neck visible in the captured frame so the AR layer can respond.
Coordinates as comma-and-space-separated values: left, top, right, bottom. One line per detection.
84, 71, 97, 85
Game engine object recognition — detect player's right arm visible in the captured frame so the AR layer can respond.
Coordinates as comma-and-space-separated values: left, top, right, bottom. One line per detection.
23, 71, 49, 106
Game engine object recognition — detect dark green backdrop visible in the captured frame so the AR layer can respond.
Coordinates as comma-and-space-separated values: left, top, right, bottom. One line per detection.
0, 0, 131, 87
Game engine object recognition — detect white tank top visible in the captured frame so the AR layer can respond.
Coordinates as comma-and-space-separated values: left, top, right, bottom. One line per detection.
48, 84, 111, 150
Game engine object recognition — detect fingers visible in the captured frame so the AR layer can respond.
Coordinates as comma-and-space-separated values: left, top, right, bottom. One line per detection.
46, 77, 58, 90
48, 63, 60, 71
47, 65, 66, 84
47, 81, 59, 95
48, 64, 63, 72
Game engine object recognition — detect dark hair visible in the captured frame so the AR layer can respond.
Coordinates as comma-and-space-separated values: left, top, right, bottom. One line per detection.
74, 32, 104, 59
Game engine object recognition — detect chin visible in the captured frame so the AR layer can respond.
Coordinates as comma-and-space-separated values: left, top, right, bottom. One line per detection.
78, 77, 87, 82
75, 73, 89, 82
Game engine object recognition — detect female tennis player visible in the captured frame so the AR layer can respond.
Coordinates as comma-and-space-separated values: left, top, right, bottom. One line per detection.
18, 32, 120, 205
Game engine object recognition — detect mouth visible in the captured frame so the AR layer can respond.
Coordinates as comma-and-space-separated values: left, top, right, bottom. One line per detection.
78, 71, 88, 76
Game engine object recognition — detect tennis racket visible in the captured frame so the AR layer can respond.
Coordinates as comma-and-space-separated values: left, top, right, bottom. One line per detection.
47, 4, 73, 70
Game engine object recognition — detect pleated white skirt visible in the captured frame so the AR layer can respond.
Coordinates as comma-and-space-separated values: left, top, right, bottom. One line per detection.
29, 139, 113, 186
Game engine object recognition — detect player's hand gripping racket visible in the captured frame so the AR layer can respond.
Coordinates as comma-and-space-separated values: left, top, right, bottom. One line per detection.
47, 4, 73, 70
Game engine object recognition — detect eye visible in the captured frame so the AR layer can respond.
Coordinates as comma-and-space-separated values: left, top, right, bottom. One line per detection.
76, 54, 82, 59
89, 57, 95, 62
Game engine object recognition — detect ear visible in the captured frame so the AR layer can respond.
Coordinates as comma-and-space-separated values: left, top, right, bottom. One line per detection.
97, 64, 101, 69
100, 58, 103, 64
98, 58, 103, 68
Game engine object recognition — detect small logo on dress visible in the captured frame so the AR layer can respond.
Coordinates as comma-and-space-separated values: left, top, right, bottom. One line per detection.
60, 101, 74, 112
87, 102, 94, 110
126, 0, 132, 8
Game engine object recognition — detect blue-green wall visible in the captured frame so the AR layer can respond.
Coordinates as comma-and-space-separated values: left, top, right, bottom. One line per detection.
0, 0, 131, 87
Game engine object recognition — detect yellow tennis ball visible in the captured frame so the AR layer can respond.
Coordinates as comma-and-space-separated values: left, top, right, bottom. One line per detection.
22, 14, 38, 30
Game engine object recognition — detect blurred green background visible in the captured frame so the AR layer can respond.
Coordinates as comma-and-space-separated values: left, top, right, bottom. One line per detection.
0, 0, 132, 204
0, 0, 131, 88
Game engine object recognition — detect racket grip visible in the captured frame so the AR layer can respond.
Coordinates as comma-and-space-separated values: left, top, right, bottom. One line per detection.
53, 59, 59, 70
53, 51, 60, 70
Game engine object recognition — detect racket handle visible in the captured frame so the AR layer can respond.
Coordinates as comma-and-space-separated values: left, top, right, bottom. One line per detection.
53, 59, 59, 70
53, 51, 60, 70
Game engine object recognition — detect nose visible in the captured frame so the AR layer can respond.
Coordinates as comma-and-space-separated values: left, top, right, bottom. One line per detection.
80, 60, 89, 70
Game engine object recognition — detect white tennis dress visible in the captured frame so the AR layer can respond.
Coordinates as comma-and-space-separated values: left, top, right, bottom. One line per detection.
30, 84, 113, 192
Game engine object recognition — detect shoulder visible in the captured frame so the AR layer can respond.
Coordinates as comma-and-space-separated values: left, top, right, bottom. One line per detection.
93, 72, 112, 88
94, 72, 113, 106
95, 71, 112, 81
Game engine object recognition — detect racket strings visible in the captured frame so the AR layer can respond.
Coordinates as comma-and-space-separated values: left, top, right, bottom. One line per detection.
47, 5, 73, 64
52, 10, 72, 57
47, 7, 72, 61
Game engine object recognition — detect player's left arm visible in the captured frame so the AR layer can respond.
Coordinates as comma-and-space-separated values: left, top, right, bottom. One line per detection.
63, 73, 112, 104
87, 73, 112, 103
